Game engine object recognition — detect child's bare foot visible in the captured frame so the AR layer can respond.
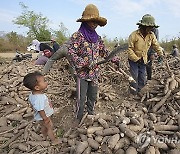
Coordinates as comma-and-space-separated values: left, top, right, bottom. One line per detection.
51, 138, 62, 146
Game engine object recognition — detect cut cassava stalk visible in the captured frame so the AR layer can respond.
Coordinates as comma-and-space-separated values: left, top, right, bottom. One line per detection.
152, 90, 172, 112
127, 117, 144, 132
98, 118, 109, 129
119, 123, 137, 142
94, 135, 103, 143
30, 148, 48, 154
156, 130, 175, 135
164, 77, 173, 94
78, 112, 88, 127
0, 129, 24, 149
6, 113, 23, 121
29, 130, 44, 141
76, 141, 89, 154
77, 128, 87, 135
26, 141, 50, 147
114, 137, 130, 151
88, 113, 112, 121
87, 126, 103, 134
145, 146, 156, 154
95, 127, 120, 136
0, 117, 7, 127
126, 146, 137, 154
108, 65, 136, 84
108, 133, 120, 149
169, 79, 177, 91
130, 117, 141, 125
87, 138, 100, 150
153, 124, 179, 131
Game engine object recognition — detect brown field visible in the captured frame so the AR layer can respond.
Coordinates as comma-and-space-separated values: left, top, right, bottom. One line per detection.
0, 52, 38, 59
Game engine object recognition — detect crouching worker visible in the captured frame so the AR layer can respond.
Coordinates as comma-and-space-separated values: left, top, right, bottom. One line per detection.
127, 14, 164, 96
171, 44, 179, 57
23, 71, 61, 145
35, 49, 53, 65
42, 41, 74, 74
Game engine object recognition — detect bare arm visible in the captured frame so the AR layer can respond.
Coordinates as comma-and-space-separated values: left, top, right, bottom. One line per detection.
39, 110, 50, 124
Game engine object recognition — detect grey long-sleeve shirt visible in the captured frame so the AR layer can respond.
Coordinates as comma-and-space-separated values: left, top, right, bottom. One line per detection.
42, 44, 69, 74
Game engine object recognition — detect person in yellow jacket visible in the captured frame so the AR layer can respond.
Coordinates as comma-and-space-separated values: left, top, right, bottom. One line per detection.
127, 14, 164, 96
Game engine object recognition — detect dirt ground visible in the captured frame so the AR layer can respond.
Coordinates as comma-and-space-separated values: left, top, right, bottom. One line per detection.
49, 64, 138, 132
1, 52, 179, 153
0, 52, 38, 59
0, 52, 147, 131
0, 52, 137, 132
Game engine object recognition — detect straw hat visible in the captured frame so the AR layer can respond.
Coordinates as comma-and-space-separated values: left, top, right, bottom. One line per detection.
50, 37, 56, 42
76, 4, 107, 26
173, 44, 177, 48
136, 14, 159, 28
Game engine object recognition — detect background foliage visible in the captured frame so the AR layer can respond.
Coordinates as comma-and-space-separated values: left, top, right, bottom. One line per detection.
0, 2, 179, 53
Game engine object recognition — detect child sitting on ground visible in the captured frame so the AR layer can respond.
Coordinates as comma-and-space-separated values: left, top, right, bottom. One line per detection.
23, 71, 60, 145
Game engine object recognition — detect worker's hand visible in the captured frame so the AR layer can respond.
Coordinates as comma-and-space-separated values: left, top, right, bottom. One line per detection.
150, 54, 156, 61
115, 60, 122, 68
137, 58, 144, 64
88, 61, 97, 70
157, 55, 163, 64
111, 56, 121, 67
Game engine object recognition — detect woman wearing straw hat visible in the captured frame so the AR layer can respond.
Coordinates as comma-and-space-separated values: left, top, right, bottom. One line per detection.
43, 4, 119, 123
127, 14, 164, 97
68, 4, 120, 123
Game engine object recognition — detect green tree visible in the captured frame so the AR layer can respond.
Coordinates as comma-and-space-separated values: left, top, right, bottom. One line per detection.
6, 31, 19, 46
6, 31, 27, 51
52, 22, 70, 45
13, 2, 51, 41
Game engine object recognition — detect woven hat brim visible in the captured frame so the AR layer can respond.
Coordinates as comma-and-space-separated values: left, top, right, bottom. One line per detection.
136, 22, 159, 28
76, 17, 107, 27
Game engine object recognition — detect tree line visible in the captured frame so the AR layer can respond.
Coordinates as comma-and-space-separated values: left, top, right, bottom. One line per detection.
0, 2, 179, 53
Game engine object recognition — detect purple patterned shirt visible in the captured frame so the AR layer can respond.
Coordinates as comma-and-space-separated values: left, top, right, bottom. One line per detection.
67, 31, 109, 84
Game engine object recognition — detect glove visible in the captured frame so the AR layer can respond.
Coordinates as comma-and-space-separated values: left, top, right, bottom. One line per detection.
88, 61, 97, 70
115, 60, 122, 68
137, 58, 144, 64
111, 56, 121, 67
157, 55, 163, 63
149, 54, 155, 61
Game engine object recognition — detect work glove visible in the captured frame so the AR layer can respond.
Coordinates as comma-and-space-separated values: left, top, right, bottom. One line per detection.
137, 58, 144, 64
111, 56, 121, 67
88, 61, 97, 70
149, 54, 156, 61
157, 55, 163, 64
115, 60, 122, 68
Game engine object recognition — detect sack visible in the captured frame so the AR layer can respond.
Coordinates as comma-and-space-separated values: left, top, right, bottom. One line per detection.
43, 49, 52, 58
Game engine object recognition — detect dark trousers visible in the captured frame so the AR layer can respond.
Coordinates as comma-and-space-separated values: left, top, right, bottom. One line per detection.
128, 59, 146, 94
146, 60, 152, 80
76, 78, 98, 121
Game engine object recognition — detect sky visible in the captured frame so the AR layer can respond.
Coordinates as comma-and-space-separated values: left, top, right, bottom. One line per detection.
0, 0, 180, 41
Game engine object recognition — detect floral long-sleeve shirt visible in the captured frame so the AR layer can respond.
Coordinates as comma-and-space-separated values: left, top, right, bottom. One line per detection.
67, 31, 109, 84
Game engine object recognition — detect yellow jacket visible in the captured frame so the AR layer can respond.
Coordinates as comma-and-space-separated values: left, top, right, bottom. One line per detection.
127, 29, 163, 63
